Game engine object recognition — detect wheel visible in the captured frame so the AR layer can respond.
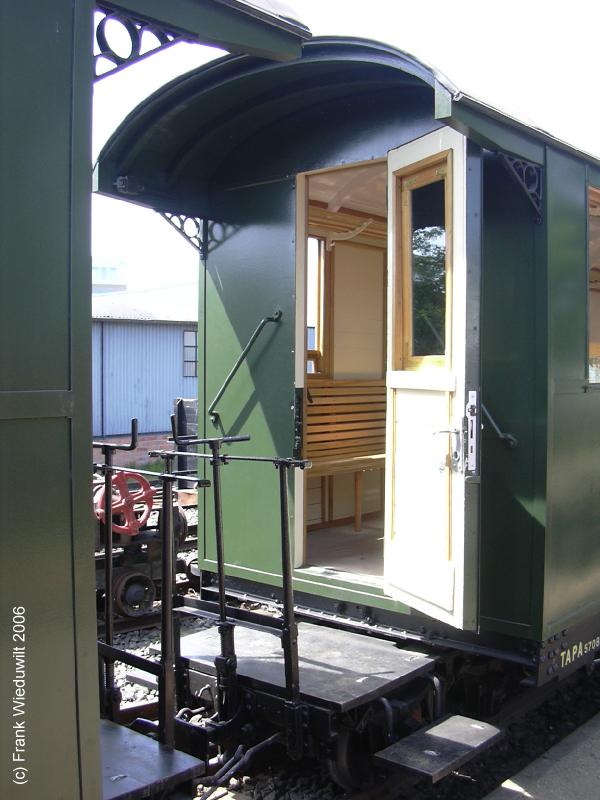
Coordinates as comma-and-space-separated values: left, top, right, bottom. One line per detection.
113, 571, 156, 617
327, 726, 378, 791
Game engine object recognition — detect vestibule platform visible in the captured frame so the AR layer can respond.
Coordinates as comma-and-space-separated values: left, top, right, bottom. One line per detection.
178, 621, 434, 712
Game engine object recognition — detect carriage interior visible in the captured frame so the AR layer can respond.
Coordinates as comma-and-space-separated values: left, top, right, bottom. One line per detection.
301, 161, 388, 580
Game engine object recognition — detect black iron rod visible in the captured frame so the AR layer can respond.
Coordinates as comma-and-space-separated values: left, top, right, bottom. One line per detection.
206, 439, 240, 721
209, 442, 227, 625
159, 471, 176, 748
98, 642, 162, 677
482, 404, 518, 448
93, 463, 202, 483
208, 309, 281, 421
278, 464, 300, 702
93, 417, 138, 452
102, 446, 115, 719
152, 449, 310, 469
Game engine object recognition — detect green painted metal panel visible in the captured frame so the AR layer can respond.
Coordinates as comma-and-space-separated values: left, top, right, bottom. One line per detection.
479, 155, 545, 639
109, 0, 308, 60
544, 390, 600, 634
543, 149, 600, 637
0, 5, 74, 392
199, 180, 296, 577
0, 3, 100, 798
0, 391, 74, 420
0, 420, 82, 799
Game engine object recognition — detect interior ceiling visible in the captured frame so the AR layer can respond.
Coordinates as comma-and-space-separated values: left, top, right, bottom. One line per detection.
308, 162, 387, 218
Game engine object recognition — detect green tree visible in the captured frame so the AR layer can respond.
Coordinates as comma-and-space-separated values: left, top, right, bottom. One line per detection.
412, 225, 446, 355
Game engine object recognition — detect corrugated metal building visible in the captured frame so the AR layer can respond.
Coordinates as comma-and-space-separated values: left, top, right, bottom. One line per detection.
92, 298, 198, 436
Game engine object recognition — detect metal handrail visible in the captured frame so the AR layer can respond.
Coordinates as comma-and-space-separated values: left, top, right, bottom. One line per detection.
208, 308, 282, 423
482, 404, 518, 449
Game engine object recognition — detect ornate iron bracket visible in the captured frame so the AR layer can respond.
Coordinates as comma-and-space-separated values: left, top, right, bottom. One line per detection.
498, 153, 543, 224
160, 213, 239, 260
94, 4, 189, 80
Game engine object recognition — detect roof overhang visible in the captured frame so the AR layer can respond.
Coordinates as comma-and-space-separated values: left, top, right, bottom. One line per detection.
105, 0, 311, 61
95, 36, 600, 220
95, 38, 452, 217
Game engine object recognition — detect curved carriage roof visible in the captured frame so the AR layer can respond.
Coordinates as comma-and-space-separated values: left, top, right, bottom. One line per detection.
95, 36, 599, 216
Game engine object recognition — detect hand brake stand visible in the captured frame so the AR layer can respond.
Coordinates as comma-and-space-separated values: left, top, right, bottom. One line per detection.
168, 416, 310, 760
145, 445, 211, 746
93, 418, 139, 720
170, 416, 250, 723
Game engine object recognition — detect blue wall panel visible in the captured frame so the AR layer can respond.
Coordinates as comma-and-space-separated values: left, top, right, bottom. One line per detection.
92, 321, 198, 436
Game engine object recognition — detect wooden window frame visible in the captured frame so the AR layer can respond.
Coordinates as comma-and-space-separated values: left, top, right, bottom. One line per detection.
394, 149, 453, 372
306, 235, 333, 377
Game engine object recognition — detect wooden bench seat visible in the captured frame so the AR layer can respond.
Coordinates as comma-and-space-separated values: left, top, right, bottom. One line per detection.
305, 380, 386, 530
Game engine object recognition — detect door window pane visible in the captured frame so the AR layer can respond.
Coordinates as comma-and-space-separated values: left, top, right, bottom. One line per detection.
410, 180, 446, 357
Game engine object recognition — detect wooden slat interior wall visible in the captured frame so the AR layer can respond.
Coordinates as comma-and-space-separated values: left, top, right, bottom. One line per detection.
305, 380, 386, 460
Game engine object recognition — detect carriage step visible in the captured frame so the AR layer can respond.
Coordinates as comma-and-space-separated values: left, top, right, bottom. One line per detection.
374, 714, 502, 783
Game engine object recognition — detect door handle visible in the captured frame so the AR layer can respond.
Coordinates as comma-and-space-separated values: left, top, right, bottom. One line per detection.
433, 427, 463, 472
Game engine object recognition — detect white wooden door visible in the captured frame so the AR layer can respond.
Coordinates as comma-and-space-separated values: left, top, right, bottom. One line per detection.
384, 127, 479, 630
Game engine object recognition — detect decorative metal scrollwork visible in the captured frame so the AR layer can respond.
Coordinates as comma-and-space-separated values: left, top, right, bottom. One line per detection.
160, 213, 239, 260
94, 4, 187, 80
498, 153, 543, 223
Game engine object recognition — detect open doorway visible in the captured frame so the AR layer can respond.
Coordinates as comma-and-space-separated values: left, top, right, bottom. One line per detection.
297, 160, 388, 580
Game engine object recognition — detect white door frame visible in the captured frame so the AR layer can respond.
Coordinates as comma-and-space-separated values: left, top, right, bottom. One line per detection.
293, 173, 308, 567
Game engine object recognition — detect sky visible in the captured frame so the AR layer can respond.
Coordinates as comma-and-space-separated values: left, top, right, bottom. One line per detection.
92, 0, 600, 317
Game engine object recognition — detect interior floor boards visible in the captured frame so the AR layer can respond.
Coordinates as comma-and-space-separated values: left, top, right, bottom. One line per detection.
305, 516, 383, 576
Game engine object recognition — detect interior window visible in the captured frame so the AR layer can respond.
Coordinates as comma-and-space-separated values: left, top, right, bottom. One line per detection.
589, 187, 600, 382
306, 236, 329, 374
397, 158, 450, 370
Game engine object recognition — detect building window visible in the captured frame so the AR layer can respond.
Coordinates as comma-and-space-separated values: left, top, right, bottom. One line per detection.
183, 329, 197, 377
306, 236, 331, 375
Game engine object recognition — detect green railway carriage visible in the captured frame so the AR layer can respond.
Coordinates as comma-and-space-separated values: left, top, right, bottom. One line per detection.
97, 37, 600, 670
4, 2, 600, 794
